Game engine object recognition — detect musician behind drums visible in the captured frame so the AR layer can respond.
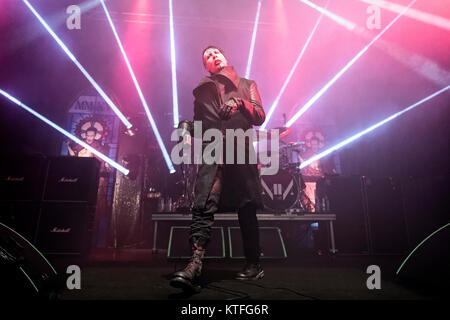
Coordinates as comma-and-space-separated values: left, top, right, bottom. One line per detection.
299, 136, 335, 211
170, 46, 266, 293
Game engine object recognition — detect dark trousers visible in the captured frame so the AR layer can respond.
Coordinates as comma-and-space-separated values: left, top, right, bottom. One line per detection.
189, 165, 261, 263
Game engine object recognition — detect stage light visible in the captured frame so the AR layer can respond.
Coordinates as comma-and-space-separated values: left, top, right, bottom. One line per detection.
299, 0, 356, 31
260, 1, 327, 130
286, 0, 416, 128
100, 0, 176, 174
22, 0, 132, 129
360, 0, 450, 31
245, 0, 262, 79
0, 89, 130, 175
168, 0, 180, 128
299, 86, 449, 169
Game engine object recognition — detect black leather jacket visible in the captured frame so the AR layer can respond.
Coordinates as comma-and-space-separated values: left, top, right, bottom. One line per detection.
191, 66, 266, 211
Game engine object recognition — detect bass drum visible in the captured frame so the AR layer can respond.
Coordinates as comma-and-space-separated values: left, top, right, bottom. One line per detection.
260, 169, 300, 212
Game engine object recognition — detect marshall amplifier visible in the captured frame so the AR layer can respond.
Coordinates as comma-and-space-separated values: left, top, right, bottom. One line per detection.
42, 157, 100, 204
0, 155, 47, 202
35, 203, 95, 255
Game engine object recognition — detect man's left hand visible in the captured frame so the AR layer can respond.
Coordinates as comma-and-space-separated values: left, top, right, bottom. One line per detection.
219, 97, 242, 120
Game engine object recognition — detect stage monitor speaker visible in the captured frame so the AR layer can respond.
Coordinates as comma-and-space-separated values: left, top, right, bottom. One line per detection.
0, 221, 59, 299
397, 223, 450, 294
364, 177, 408, 254
167, 226, 225, 259
228, 227, 287, 259
0, 155, 47, 202
35, 203, 94, 255
324, 175, 369, 254
43, 157, 100, 204
0, 203, 41, 242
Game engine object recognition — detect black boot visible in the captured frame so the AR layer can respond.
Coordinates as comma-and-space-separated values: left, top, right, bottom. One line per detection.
235, 262, 264, 280
170, 244, 205, 293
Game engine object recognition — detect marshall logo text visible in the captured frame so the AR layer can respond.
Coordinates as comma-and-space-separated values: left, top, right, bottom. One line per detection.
58, 177, 79, 183
5, 176, 25, 182
51, 227, 71, 233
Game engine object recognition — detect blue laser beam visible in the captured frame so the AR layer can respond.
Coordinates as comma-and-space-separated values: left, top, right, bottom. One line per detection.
0, 89, 130, 175
299, 86, 449, 169
168, 0, 180, 129
245, 0, 262, 79
22, 0, 132, 129
299, 0, 356, 30
100, 0, 175, 173
261, 0, 327, 130
360, 0, 450, 31
286, 0, 417, 128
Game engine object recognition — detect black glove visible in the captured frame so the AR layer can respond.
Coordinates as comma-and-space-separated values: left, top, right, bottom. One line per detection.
219, 97, 242, 120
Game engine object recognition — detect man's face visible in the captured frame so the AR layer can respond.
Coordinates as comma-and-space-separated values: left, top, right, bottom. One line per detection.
203, 48, 227, 74
86, 130, 96, 144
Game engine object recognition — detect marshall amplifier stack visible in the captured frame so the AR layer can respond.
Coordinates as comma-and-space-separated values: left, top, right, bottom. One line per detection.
0, 155, 47, 242
0, 155, 100, 255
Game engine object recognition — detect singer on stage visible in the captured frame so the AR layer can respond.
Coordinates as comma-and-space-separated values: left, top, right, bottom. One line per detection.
170, 46, 266, 292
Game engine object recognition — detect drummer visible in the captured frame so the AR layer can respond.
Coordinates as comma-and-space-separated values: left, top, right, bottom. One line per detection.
299, 136, 335, 211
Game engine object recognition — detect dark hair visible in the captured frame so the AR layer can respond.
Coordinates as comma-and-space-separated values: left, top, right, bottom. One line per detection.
202, 45, 225, 66
86, 127, 98, 134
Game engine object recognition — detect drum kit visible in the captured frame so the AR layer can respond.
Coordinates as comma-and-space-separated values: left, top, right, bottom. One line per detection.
257, 127, 313, 214
172, 124, 313, 214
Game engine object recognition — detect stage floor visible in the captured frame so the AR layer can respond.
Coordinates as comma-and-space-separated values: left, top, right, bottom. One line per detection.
48, 249, 444, 300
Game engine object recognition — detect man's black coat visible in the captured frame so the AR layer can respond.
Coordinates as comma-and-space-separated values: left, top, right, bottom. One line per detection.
192, 66, 266, 211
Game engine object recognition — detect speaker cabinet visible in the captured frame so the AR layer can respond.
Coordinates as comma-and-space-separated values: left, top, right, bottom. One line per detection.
324, 175, 370, 254
364, 177, 408, 254
397, 224, 450, 293
167, 226, 225, 259
228, 227, 287, 259
35, 204, 94, 255
43, 157, 100, 204
0, 155, 47, 202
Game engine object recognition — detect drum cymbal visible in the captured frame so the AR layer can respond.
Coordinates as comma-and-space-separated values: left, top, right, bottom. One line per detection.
286, 141, 305, 148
